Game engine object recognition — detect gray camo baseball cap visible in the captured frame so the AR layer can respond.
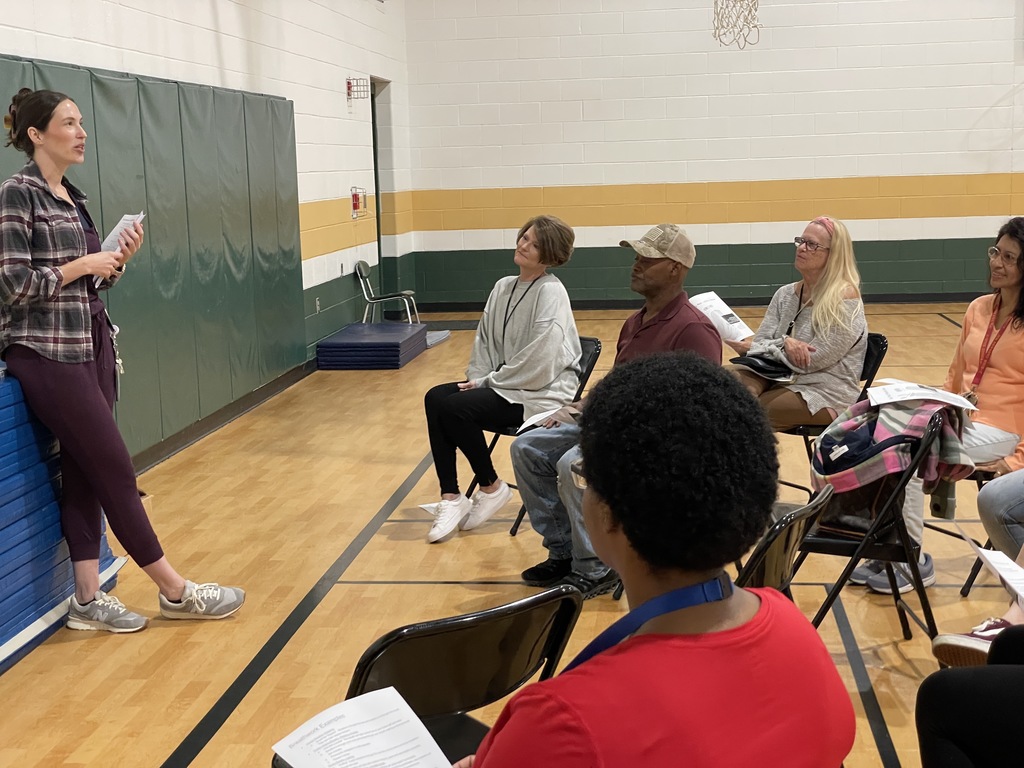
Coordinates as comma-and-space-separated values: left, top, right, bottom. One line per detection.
620, 224, 696, 268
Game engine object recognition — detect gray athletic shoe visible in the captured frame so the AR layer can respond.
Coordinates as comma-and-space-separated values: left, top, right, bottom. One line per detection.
67, 591, 148, 633
160, 580, 245, 620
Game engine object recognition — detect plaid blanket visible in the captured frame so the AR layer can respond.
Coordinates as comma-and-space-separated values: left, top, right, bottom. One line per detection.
811, 399, 975, 520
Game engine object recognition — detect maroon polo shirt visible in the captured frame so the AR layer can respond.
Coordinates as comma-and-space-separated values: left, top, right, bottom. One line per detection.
615, 291, 722, 366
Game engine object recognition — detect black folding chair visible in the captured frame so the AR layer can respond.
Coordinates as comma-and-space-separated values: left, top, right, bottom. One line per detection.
271, 585, 583, 766
783, 332, 888, 463
736, 486, 835, 596
792, 412, 944, 640
464, 337, 602, 519
355, 259, 420, 324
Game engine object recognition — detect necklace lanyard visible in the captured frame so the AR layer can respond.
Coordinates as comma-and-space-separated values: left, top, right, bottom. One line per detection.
501, 277, 539, 353
971, 294, 1012, 392
785, 284, 806, 336
562, 572, 733, 673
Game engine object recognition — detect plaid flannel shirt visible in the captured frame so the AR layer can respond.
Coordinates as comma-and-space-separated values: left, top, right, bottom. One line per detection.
812, 399, 976, 520
0, 161, 119, 363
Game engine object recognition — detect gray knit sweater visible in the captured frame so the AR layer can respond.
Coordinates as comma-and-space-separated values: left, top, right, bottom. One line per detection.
467, 274, 582, 420
753, 282, 867, 415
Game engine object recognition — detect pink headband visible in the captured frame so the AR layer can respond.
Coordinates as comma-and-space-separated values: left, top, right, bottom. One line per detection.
813, 216, 835, 236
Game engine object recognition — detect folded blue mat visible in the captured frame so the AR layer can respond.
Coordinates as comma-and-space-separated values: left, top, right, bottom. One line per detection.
316, 322, 428, 370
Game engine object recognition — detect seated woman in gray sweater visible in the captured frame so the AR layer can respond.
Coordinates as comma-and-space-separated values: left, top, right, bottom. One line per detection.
424, 215, 582, 544
728, 216, 867, 431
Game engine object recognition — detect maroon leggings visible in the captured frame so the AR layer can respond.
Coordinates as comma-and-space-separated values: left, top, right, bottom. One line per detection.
5, 319, 163, 566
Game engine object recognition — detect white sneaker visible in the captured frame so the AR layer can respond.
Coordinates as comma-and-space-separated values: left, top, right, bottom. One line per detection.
462, 481, 513, 530
427, 495, 472, 543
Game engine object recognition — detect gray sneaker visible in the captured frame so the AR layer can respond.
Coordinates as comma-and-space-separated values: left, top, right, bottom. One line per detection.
160, 580, 245, 620
849, 559, 885, 586
67, 591, 148, 633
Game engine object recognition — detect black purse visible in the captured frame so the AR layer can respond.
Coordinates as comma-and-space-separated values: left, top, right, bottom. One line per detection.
729, 354, 794, 382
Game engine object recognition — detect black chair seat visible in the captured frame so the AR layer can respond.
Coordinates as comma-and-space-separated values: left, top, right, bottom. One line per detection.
423, 713, 493, 763
792, 412, 944, 642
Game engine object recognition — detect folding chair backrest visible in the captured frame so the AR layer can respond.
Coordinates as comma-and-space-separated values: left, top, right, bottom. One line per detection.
574, 337, 602, 400
354, 260, 374, 302
857, 332, 888, 400
736, 485, 834, 591
345, 585, 583, 718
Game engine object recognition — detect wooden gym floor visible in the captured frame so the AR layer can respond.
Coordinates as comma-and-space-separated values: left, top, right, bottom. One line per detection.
0, 301, 1004, 768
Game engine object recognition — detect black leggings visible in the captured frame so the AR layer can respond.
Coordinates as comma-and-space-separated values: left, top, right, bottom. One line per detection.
424, 382, 523, 496
916, 624, 1024, 767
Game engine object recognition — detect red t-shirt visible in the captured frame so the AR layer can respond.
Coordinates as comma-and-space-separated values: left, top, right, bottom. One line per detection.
472, 588, 855, 768
615, 291, 723, 366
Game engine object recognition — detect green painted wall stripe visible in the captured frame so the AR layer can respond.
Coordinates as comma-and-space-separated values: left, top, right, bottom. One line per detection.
380, 239, 992, 304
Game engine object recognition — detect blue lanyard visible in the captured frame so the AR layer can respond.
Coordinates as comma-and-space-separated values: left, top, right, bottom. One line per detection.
562, 572, 733, 673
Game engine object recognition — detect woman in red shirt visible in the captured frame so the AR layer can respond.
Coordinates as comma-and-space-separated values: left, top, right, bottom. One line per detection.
455, 352, 855, 768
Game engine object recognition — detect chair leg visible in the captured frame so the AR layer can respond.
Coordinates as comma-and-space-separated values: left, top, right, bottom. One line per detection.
363, 303, 371, 324
402, 297, 413, 324
409, 296, 421, 324
961, 556, 987, 598
509, 504, 527, 536
612, 581, 624, 601
883, 563, 913, 641
466, 433, 502, 498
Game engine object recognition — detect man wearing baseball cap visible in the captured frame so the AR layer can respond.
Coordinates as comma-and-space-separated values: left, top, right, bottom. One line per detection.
510, 224, 722, 598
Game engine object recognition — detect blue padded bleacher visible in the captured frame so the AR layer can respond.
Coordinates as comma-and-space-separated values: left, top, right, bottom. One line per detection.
316, 322, 428, 370
0, 372, 124, 675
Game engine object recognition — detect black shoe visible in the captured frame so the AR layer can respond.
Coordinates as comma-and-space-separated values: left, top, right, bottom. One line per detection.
558, 570, 621, 599
521, 558, 572, 587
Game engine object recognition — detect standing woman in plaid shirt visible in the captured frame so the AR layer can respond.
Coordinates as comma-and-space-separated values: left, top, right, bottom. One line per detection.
0, 88, 244, 632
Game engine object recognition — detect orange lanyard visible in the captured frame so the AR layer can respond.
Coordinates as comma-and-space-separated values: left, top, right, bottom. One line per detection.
971, 295, 1012, 391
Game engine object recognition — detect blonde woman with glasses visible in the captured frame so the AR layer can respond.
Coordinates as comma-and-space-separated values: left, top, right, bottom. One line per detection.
728, 216, 866, 431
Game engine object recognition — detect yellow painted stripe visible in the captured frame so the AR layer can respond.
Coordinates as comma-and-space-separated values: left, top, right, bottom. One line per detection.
299, 195, 377, 260
300, 173, 1021, 255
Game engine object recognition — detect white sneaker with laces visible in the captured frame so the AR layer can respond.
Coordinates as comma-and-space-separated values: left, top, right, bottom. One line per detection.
462, 481, 513, 530
427, 495, 472, 542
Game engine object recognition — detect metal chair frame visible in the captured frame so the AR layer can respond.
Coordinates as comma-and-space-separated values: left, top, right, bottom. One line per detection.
355, 259, 420, 324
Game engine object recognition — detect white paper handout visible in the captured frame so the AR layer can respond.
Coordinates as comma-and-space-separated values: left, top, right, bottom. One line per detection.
955, 523, 1024, 599
101, 211, 146, 253
516, 406, 579, 434
867, 379, 977, 411
689, 291, 754, 342
272, 687, 450, 768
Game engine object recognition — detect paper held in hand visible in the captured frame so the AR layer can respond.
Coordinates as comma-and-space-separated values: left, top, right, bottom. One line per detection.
101, 211, 145, 253
867, 379, 977, 411
272, 687, 450, 768
517, 405, 579, 434
689, 291, 754, 342
955, 523, 1024, 600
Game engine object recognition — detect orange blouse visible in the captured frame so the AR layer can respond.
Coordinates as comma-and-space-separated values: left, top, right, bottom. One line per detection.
943, 293, 1024, 471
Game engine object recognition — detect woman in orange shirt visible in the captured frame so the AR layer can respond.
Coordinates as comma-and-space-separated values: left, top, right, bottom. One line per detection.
926, 218, 1024, 666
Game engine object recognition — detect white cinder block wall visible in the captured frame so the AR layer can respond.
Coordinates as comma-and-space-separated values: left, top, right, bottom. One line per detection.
4, 0, 1024, 287
406, 0, 1023, 251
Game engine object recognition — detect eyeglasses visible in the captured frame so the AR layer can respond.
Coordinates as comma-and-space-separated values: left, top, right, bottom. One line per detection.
794, 237, 830, 252
570, 459, 587, 490
988, 246, 1021, 266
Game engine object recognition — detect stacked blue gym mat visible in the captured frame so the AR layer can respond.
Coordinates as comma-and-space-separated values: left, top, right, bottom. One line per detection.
316, 322, 429, 370
0, 370, 123, 675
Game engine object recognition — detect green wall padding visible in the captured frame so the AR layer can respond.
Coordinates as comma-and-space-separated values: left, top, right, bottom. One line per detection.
180, 83, 234, 418
139, 77, 201, 438
214, 90, 261, 401
91, 72, 163, 454
270, 97, 306, 374
0, 56, 305, 456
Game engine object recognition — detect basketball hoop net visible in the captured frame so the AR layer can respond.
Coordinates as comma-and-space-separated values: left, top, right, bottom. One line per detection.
713, 0, 762, 49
